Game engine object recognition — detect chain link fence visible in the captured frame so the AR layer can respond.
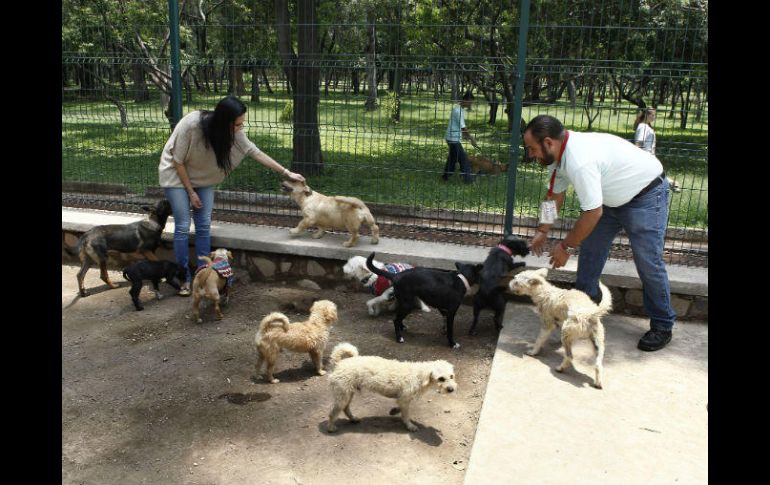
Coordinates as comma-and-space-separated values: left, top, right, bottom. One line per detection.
62, 0, 707, 266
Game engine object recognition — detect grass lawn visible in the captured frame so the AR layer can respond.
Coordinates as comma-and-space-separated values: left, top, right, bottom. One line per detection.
62, 87, 708, 229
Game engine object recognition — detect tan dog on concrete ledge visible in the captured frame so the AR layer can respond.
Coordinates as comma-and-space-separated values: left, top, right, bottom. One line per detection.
281, 179, 380, 247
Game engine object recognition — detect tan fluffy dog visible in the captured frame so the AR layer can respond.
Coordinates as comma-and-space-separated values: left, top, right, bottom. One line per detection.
509, 268, 612, 389
281, 180, 380, 247
191, 248, 233, 323
326, 342, 457, 432
254, 300, 338, 383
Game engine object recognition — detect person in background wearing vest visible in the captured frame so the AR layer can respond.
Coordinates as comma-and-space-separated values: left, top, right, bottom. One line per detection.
524, 114, 677, 352
158, 95, 305, 296
442, 91, 479, 184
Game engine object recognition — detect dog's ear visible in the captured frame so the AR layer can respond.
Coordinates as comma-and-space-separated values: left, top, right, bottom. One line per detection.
209, 251, 217, 258
535, 267, 548, 278
227, 250, 234, 260
302, 182, 312, 195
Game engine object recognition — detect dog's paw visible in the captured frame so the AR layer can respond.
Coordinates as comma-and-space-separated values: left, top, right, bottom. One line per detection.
79, 289, 89, 297
318, 370, 327, 376
593, 382, 603, 390
405, 422, 418, 432
342, 241, 354, 248
196, 317, 203, 324
555, 366, 565, 373
349, 417, 360, 424
326, 424, 337, 433
155, 294, 164, 300
135, 306, 144, 311
397, 336, 405, 343
367, 305, 376, 316
526, 348, 539, 356
289, 228, 301, 235
270, 378, 280, 384
389, 407, 401, 415
451, 343, 461, 350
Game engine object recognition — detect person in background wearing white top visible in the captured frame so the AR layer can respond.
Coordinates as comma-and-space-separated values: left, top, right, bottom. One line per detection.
158, 95, 305, 295
524, 114, 676, 352
442, 91, 479, 183
634, 107, 681, 192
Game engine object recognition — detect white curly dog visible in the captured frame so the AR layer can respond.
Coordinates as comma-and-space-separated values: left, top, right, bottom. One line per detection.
509, 268, 612, 389
326, 342, 457, 432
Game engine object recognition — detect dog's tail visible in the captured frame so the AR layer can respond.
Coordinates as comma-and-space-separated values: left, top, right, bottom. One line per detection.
258, 312, 290, 335
334, 196, 379, 242
596, 281, 613, 317
330, 342, 359, 365
366, 253, 392, 281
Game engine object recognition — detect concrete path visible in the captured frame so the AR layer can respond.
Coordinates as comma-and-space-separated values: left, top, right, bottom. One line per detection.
463, 303, 708, 484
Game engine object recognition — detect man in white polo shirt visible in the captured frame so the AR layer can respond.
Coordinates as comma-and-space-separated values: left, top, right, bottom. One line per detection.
523, 114, 676, 352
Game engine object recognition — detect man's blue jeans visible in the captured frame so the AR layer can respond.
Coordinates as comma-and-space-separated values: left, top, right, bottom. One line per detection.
163, 186, 215, 283
443, 142, 474, 183
574, 177, 676, 332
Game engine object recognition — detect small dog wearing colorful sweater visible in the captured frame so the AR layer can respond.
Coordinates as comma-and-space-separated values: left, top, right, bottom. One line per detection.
191, 248, 234, 323
343, 255, 430, 316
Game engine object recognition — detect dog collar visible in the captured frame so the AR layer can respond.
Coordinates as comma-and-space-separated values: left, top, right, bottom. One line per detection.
457, 274, 471, 292
496, 244, 513, 256
142, 219, 161, 231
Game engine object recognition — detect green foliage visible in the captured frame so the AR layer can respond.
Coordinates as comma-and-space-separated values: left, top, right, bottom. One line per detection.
380, 92, 400, 123
279, 101, 293, 123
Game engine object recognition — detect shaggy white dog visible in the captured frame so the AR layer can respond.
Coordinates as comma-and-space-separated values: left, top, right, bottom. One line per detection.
254, 300, 338, 383
342, 255, 430, 316
326, 342, 457, 432
509, 268, 612, 389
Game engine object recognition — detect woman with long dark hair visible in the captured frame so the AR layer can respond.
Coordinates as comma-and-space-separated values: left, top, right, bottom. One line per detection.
159, 95, 305, 295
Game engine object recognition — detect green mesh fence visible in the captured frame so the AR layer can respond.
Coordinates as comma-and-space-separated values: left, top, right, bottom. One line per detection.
62, 0, 707, 266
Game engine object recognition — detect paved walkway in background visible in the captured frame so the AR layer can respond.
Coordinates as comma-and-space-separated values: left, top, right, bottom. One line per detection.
463, 304, 708, 484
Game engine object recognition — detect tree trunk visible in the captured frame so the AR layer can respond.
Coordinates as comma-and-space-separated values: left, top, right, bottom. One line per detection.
352, 69, 360, 94
364, 11, 377, 111
293, 0, 323, 175
275, 0, 298, 95
680, 78, 693, 130
251, 64, 260, 102
133, 64, 150, 102
261, 69, 273, 94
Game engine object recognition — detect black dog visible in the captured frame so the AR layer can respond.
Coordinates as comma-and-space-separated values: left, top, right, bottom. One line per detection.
469, 235, 530, 335
64, 200, 172, 297
367, 252, 482, 349
122, 260, 186, 311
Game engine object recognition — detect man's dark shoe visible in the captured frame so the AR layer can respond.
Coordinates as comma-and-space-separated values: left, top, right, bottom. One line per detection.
637, 329, 672, 352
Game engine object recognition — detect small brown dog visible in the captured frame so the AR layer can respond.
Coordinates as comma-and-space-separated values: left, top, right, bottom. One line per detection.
281, 179, 380, 247
254, 300, 338, 383
469, 155, 508, 175
191, 248, 234, 323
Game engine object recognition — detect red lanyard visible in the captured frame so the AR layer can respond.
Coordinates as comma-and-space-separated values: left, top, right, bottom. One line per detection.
547, 130, 569, 197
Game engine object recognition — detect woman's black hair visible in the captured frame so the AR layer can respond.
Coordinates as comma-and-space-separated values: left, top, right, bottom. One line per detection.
199, 95, 247, 175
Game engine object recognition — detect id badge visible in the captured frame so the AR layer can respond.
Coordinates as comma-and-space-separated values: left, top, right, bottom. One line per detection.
539, 200, 558, 224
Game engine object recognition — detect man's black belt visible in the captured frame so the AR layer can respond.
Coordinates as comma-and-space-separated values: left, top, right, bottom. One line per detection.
633, 172, 665, 200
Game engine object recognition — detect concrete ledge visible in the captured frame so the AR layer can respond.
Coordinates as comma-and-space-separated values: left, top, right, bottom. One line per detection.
62, 207, 708, 319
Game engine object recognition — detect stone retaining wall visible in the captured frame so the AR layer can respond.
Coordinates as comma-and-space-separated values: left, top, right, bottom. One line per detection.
62, 230, 707, 321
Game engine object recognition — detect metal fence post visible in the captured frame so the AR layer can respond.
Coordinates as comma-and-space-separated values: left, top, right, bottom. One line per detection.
504, 0, 531, 236
168, 0, 183, 128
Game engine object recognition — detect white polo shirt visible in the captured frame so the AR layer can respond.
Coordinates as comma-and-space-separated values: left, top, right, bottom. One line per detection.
549, 131, 663, 209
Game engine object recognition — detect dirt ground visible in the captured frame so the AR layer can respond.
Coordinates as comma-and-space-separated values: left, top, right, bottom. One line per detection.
62, 264, 499, 485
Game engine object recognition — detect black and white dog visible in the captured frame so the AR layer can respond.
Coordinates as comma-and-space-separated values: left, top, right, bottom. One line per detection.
342, 255, 430, 316
469, 235, 530, 335
366, 253, 482, 349
122, 260, 186, 311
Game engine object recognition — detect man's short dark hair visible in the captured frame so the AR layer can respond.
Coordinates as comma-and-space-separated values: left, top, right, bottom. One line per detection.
525, 114, 565, 142
462, 91, 474, 101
